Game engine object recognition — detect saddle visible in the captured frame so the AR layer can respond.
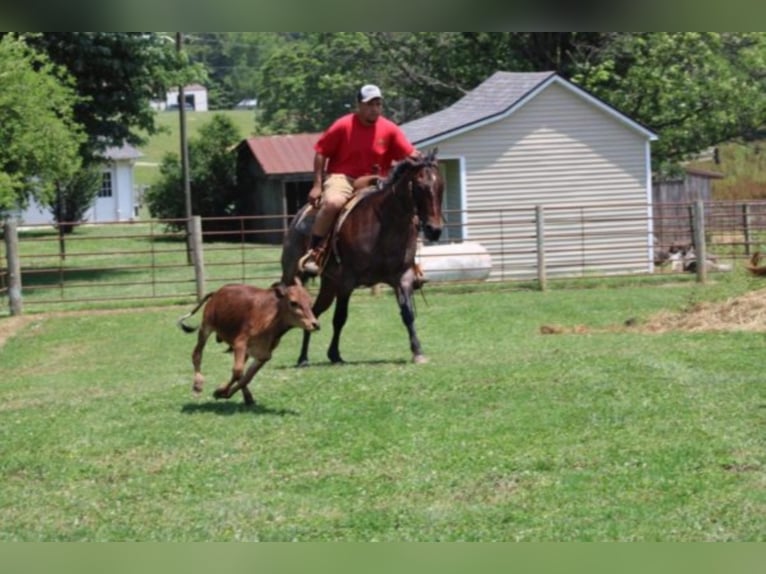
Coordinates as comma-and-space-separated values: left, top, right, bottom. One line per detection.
298, 175, 381, 275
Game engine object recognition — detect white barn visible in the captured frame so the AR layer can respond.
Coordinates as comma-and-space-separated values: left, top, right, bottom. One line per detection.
16, 143, 142, 225
402, 71, 658, 280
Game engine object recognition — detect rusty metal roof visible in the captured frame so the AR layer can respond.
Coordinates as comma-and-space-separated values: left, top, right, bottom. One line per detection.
241, 133, 319, 175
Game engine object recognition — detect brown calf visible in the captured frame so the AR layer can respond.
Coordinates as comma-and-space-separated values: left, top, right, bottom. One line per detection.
177, 280, 319, 405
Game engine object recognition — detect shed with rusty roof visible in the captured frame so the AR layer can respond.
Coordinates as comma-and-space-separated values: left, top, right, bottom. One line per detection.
235, 133, 318, 243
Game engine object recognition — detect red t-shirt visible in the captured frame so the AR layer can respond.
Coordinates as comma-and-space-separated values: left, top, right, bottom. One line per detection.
314, 113, 414, 178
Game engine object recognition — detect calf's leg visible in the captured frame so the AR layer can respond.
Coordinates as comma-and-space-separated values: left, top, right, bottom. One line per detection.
221, 356, 269, 405
191, 326, 213, 394
213, 343, 248, 400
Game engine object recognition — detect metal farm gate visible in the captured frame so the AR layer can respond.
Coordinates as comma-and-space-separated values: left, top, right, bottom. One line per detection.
4, 201, 766, 315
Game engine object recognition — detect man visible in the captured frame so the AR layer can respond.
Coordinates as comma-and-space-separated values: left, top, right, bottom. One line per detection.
299, 84, 419, 276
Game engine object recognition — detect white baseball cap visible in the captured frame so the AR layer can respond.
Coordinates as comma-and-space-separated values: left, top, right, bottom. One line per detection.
358, 84, 383, 103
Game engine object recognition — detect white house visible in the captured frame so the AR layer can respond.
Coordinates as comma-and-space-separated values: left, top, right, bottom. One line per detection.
164, 84, 208, 112
401, 71, 659, 279
16, 143, 143, 225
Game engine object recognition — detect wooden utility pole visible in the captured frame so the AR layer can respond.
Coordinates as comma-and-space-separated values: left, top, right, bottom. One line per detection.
176, 32, 193, 265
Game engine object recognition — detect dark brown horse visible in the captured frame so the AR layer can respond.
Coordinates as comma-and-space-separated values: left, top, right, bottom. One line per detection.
281, 149, 444, 366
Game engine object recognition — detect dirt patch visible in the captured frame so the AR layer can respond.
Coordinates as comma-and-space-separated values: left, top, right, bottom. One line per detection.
541, 288, 766, 335
0, 316, 35, 349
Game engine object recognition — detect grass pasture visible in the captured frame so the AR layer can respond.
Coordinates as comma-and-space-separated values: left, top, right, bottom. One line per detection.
0, 279, 764, 541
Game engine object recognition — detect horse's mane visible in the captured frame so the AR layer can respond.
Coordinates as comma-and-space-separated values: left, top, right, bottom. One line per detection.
379, 149, 438, 190
380, 158, 417, 189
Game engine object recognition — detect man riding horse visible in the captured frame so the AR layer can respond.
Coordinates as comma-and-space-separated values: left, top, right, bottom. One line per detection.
299, 83, 423, 278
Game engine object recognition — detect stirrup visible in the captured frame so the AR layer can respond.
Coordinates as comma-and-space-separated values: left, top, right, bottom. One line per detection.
298, 249, 323, 276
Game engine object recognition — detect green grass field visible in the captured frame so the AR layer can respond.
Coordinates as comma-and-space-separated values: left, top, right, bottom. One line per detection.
1, 275, 764, 541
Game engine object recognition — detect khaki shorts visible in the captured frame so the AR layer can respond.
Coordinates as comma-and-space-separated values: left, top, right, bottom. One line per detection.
321, 174, 354, 207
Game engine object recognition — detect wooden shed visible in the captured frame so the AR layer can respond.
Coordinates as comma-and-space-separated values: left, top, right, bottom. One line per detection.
401, 71, 658, 279
652, 167, 725, 249
235, 133, 317, 243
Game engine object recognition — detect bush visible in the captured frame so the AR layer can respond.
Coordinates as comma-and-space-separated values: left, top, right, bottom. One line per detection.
145, 114, 241, 230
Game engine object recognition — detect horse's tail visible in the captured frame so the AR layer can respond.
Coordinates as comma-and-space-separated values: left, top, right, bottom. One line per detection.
177, 292, 215, 333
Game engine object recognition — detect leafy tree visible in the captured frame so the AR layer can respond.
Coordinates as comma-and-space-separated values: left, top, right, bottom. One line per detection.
253, 33, 612, 129
0, 34, 84, 215
21, 32, 201, 157
248, 32, 765, 172
255, 33, 383, 133
145, 114, 241, 226
48, 163, 103, 233
367, 33, 607, 118
572, 32, 766, 173
185, 32, 283, 110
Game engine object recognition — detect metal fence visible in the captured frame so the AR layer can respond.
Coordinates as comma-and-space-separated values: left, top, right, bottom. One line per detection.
4, 200, 766, 315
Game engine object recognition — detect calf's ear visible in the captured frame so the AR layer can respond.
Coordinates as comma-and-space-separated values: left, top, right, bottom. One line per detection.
271, 282, 287, 298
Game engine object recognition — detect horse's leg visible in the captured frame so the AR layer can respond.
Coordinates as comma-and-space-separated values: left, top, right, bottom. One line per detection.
327, 290, 351, 364
297, 279, 336, 367
396, 273, 426, 364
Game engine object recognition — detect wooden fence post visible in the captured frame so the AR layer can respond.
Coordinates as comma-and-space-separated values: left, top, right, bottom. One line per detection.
535, 205, 547, 291
742, 203, 752, 256
3, 220, 23, 316
693, 200, 707, 284
189, 216, 206, 300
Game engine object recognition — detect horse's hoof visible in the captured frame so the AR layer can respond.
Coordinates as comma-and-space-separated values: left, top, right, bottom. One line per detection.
212, 389, 228, 399
413, 354, 429, 364
296, 359, 310, 368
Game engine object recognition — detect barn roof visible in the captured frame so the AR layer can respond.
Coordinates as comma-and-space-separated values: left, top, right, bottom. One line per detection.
402, 71, 658, 146
239, 133, 319, 175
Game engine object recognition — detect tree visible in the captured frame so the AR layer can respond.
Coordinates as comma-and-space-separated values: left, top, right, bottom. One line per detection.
572, 32, 766, 172
184, 33, 283, 110
255, 33, 384, 133
0, 34, 84, 215
21, 32, 201, 157
48, 163, 102, 233
145, 114, 241, 226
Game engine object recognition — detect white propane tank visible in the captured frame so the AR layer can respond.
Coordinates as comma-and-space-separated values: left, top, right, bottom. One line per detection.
416, 241, 492, 282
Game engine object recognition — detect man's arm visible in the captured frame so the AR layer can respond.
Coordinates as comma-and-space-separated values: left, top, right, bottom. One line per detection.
308, 152, 326, 207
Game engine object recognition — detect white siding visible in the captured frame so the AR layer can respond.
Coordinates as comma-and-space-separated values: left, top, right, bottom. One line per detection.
433, 83, 651, 280
15, 161, 136, 225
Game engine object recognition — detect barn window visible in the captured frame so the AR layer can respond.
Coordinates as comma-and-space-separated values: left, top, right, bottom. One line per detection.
98, 172, 113, 198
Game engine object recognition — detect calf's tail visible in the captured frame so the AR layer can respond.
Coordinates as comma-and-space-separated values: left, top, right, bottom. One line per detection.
177, 292, 214, 333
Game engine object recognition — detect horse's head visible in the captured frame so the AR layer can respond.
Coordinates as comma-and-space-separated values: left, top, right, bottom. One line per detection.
410, 148, 444, 242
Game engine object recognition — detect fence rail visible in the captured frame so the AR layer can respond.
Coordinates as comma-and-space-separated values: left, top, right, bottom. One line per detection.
4, 200, 766, 315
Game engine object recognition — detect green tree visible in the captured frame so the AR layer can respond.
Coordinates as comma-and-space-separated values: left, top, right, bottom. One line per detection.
572, 32, 766, 172
0, 34, 84, 215
21, 32, 200, 156
48, 163, 102, 233
253, 33, 611, 129
185, 32, 283, 110
255, 33, 382, 133
145, 114, 241, 225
